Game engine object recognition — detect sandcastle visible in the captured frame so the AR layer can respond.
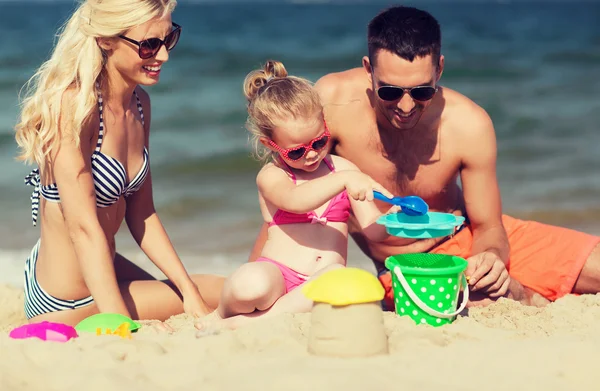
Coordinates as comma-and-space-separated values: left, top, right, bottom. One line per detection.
302, 267, 388, 358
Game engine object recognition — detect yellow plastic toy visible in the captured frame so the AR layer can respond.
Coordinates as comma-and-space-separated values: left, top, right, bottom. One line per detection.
302, 267, 385, 305
96, 322, 133, 339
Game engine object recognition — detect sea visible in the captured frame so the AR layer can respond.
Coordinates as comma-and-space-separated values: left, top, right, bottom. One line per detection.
0, 0, 599, 287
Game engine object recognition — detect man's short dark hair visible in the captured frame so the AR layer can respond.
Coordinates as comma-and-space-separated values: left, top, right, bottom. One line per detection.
368, 6, 441, 67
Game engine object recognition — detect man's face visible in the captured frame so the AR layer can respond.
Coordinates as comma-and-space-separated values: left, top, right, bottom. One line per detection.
365, 50, 442, 131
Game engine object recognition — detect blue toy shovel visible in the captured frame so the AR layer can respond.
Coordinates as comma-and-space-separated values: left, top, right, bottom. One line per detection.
373, 190, 429, 216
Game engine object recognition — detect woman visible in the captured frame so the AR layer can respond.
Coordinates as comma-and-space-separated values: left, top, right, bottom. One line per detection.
14, 0, 224, 326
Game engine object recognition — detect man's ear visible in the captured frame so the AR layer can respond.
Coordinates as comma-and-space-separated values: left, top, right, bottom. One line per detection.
436, 54, 445, 82
362, 55, 373, 84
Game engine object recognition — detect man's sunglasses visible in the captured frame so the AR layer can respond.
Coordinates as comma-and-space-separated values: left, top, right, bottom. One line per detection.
376, 85, 438, 102
118, 23, 182, 60
268, 128, 331, 161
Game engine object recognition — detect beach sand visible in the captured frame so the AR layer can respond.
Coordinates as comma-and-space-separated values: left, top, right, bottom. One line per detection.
2, 283, 600, 391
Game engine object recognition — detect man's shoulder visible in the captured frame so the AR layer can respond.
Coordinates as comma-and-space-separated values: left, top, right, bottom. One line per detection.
442, 87, 494, 133
314, 68, 364, 103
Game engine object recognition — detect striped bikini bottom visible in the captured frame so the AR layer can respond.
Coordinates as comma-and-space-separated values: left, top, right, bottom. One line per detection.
24, 240, 94, 319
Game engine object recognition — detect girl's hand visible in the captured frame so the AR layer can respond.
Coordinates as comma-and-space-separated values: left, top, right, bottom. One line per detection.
342, 171, 393, 202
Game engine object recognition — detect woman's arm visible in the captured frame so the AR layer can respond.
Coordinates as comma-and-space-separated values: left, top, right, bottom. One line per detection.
52, 91, 130, 316
124, 89, 199, 299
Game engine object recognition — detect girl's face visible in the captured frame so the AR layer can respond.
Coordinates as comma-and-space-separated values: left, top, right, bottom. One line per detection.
100, 14, 180, 87
265, 115, 331, 172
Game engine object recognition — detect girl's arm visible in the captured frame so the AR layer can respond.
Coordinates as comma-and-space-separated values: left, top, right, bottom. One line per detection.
52, 90, 130, 316
124, 89, 203, 309
257, 158, 392, 214
329, 156, 392, 243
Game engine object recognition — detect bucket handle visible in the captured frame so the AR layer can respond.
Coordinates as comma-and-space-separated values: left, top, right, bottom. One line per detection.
393, 266, 469, 319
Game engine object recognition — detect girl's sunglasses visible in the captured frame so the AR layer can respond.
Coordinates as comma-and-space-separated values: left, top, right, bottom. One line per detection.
119, 23, 182, 59
269, 128, 331, 161
376, 85, 437, 102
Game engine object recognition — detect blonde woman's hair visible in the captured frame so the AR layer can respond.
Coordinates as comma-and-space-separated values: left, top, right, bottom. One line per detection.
14, 0, 177, 167
243, 60, 323, 163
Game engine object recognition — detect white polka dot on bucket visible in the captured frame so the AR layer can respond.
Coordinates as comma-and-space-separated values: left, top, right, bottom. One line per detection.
439, 287, 445, 292
405, 301, 411, 306
451, 301, 455, 306
420, 287, 427, 293
400, 308, 405, 313
412, 310, 418, 316
446, 294, 451, 299
429, 295, 435, 301
430, 279, 436, 285
437, 302, 443, 308
448, 278, 452, 283
453, 285, 457, 291
399, 292, 403, 298
411, 278, 417, 284
395, 298, 399, 304
420, 319, 427, 324
436, 319, 442, 324
393, 282, 397, 288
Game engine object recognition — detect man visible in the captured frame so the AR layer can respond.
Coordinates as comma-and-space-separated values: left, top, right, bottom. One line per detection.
249, 5, 600, 310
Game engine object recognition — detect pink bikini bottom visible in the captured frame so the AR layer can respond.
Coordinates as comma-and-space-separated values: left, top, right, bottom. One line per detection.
255, 257, 310, 293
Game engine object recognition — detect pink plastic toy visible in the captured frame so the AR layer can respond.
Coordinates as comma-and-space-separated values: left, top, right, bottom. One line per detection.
9, 321, 78, 342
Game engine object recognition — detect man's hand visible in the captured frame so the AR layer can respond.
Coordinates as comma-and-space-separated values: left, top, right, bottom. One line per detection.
466, 251, 510, 298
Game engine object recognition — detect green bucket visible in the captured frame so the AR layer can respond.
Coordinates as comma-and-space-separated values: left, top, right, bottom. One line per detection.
384, 253, 469, 327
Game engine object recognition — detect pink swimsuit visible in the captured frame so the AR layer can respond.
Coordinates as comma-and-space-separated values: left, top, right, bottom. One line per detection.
256, 158, 351, 292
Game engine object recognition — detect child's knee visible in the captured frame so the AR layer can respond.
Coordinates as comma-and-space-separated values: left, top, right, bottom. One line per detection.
227, 264, 283, 302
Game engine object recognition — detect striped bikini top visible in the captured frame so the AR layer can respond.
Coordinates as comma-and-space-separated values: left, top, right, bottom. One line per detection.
24, 90, 150, 226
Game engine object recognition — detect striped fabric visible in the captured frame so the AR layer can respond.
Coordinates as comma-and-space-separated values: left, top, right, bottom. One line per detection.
24, 240, 94, 319
24, 87, 150, 226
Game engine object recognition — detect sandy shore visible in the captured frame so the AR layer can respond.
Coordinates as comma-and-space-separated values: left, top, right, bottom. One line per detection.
2, 284, 600, 391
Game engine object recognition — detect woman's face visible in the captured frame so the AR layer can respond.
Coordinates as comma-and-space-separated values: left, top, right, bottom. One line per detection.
102, 13, 179, 87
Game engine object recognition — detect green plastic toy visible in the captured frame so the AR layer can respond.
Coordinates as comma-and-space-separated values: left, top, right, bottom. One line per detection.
75, 313, 141, 333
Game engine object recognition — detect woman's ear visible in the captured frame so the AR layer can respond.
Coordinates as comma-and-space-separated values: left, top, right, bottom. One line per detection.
96, 37, 115, 53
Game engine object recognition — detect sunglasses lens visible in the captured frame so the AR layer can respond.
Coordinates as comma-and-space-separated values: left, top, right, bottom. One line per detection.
165, 28, 181, 51
312, 135, 329, 151
377, 86, 403, 101
410, 87, 436, 101
287, 148, 306, 161
139, 38, 162, 59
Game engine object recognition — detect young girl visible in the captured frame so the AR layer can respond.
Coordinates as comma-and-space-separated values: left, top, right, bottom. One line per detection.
196, 60, 396, 331
14, 0, 223, 326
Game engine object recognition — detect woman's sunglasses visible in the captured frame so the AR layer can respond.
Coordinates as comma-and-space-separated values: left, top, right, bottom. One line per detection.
119, 23, 182, 60
269, 128, 331, 161
376, 85, 437, 102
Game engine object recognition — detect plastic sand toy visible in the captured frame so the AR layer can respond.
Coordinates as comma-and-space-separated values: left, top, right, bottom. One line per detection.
75, 313, 141, 334
95, 322, 133, 339
9, 321, 78, 342
377, 211, 466, 239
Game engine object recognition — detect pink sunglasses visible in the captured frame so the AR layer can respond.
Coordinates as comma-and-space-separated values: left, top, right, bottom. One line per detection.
268, 124, 331, 161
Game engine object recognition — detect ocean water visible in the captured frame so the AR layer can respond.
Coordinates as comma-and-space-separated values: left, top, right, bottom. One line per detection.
0, 1, 599, 286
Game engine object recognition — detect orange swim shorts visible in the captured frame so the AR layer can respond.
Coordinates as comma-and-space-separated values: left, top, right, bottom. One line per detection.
378, 214, 600, 310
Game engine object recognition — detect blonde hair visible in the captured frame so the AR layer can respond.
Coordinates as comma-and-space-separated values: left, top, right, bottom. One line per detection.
243, 60, 322, 163
14, 0, 177, 167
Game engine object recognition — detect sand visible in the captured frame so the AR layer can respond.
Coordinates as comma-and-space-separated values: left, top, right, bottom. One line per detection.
2, 283, 600, 391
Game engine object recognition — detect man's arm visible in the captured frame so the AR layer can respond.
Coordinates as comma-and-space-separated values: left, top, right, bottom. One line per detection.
458, 104, 510, 296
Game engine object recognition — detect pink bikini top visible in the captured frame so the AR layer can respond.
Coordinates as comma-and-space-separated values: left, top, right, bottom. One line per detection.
269, 158, 351, 227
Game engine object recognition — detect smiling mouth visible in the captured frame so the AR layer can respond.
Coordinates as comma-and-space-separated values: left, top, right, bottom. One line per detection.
142, 65, 161, 72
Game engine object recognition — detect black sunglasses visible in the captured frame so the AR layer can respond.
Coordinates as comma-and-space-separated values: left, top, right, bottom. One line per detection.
376, 85, 438, 102
118, 23, 182, 59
